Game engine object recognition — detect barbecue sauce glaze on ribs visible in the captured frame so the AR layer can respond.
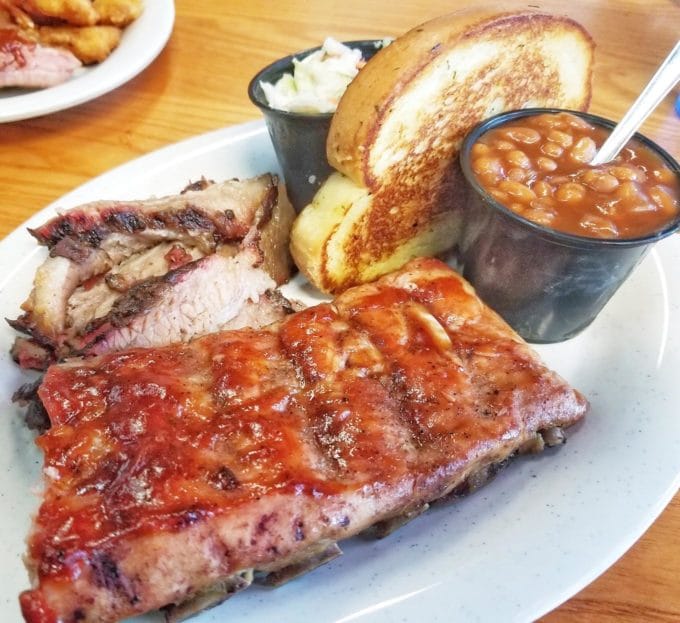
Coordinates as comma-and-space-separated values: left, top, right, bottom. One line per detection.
21, 258, 588, 623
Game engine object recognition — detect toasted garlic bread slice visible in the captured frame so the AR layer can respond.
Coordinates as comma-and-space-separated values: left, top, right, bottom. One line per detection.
292, 171, 465, 290
290, 10, 594, 293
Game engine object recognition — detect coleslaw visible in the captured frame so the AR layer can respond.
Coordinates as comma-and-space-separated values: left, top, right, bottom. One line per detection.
260, 38, 375, 114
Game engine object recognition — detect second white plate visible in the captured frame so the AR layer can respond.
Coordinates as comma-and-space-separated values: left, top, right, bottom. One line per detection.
0, 0, 175, 123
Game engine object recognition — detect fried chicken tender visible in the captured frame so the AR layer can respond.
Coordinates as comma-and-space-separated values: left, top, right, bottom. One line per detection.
38, 23, 120, 63
92, 0, 140, 26
0, 0, 35, 30
15, 0, 97, 25
0, 6, 13, 26
2, 0, 141, 66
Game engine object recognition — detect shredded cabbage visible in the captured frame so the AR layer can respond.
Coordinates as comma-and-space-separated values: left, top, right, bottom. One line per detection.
260, 38, 369, 113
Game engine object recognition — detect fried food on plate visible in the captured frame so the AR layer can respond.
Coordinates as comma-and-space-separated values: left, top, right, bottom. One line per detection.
0, 0, 143, 69
93, 0, 141, 26
38, 23, 120, 63
14, 0, 97, 25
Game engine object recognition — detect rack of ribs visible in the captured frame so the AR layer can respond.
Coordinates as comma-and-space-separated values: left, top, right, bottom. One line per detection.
20, 257, 588, 623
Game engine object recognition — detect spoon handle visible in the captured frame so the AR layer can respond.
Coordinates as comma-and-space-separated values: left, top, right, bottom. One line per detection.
590, 40, 680, 166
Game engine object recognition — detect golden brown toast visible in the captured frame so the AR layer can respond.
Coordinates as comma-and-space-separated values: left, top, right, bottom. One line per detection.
290, 10, 594, 293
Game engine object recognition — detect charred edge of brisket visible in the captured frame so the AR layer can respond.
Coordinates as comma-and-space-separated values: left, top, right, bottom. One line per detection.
258, 542, 343, 587
12, 377, 51, 431
162, 570, 253, 623
11, 378, 43, 404
147, 204, 250, 243
69, 226, 108, 251
82, 275, 172, 336
79, 253, 227, 344
34, 202, 251, 254
6, 315, 33, 336
104, 211, 146, 233
11, 337, 56, 371
8, 318, 59, 354
29, 207, 149, 247
181, 178, 214, 194
172, 207, 216, 232
50, 236, 95, 262
105, 277, 171, 328
28, 217, 76, 246
255, 176, 279, 229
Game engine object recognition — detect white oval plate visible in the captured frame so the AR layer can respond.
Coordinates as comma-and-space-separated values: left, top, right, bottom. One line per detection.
1, 121, 679, 623
0, 0, 174, 123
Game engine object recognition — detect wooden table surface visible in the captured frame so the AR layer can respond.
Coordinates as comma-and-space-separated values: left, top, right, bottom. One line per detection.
1, 0, 679, 620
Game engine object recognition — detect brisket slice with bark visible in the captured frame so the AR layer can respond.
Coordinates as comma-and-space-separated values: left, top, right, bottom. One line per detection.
73, 247, 289, 357
20, 258, 588, 623
9, 175, 295, 369
28, 175, 278, 251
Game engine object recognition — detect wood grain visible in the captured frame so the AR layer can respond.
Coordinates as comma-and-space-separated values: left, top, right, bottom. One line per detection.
1, 0, 679, 620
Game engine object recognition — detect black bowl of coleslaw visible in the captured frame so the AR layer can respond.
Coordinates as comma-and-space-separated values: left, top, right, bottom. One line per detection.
248, 39, 387, 212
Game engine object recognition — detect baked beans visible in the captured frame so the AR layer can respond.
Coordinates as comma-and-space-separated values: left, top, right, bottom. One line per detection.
469, 112, 680, 239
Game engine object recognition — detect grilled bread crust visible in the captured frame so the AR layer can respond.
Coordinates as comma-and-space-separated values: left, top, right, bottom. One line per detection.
290, 10, 594, 293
